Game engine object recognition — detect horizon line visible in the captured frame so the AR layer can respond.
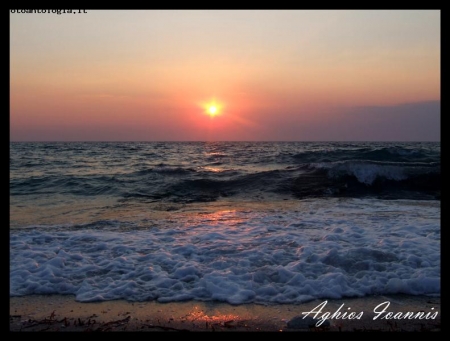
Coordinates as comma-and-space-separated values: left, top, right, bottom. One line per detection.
9, 140, 441, 143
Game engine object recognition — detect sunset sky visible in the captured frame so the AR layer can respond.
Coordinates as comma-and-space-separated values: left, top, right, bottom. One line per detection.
10, 10, 440, 141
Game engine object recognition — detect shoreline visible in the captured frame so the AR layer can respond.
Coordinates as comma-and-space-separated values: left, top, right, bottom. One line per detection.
10, 294, 440, 332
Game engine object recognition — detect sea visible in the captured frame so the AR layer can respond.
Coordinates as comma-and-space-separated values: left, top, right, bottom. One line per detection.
10, 141, 440, 304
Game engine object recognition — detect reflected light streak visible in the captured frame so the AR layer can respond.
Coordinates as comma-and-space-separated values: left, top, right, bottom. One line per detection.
183, 306, 243, 327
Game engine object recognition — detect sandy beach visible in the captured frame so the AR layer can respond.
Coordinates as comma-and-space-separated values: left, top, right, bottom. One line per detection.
10, 294, 440, 332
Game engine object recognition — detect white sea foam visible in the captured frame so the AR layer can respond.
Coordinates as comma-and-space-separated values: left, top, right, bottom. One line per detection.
10, 199, 440, 304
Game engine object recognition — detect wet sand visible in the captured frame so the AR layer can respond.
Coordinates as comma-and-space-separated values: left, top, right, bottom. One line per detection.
10, 294, 440, 332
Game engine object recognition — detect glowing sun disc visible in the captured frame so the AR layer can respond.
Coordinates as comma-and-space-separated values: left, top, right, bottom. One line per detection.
208, 106, 218, 115
201, 100, 223, 117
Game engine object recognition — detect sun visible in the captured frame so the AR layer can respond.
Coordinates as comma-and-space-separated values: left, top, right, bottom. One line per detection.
208, 106, 218, 116
201, 100, 223, 118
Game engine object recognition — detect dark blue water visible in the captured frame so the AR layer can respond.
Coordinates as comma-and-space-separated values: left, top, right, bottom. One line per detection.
10, 141, 440, 206
9, 142, 441, 303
